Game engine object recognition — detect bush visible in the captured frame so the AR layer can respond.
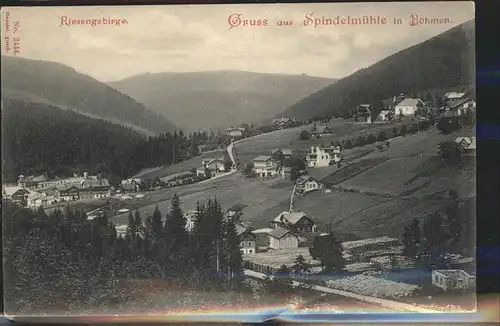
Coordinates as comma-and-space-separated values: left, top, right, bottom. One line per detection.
343, 139, 353, 149
437, 116, 461, 134
354, 135, 366, 147
392, 127, 399, 136
299, 130, 310, 140
408, 123, 419, 134
376, 131, 387, 142
438, 141, 462, 166
399, 125, 408, 135
366, 134, 377, 144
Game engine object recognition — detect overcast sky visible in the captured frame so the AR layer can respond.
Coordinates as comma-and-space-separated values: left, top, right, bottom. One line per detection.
1, 2, 474, 82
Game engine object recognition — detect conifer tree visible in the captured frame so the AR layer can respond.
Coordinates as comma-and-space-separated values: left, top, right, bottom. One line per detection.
223, 216, 243, 288
402, 219, 421, 258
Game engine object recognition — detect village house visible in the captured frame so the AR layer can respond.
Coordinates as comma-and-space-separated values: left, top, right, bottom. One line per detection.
2, 186, 31, 205
455, 137, 476, 155
51, 176, 111, 202
305, 145, 341, 168
394, 98, 425, 117
196, 158, 226, 178
53, 185, 80, 201
120, 178, 142, 193
226, 127, 246, 139
295, 175, 323, 194
355, 104, 372, 123
442, 93, 476, 116
432, 269, 476, 292
270, 211, 318, 234
268, 227, 299, 250
378, 110, 394, 121
443, 91, 467, 104
310, 125, 333, 138
273, 117, 295, 130
184, 210, 197, 232
26, 192, 56, 208
16, 174, 48, 190
271, 148, 293, 160
237, 224, 257, 254
252, 156, 278, 178
281, 167, 293, 180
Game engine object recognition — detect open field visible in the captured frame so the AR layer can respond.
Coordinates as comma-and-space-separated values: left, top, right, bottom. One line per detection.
111, 173, 293, 227
110, 124, 475, 241
130, 149, 226, 181
234, 119, 404, 165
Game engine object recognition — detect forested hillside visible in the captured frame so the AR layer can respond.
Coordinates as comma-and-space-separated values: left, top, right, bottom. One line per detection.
1, 99, 208, 182
2, 196, 248, 314
281, 20, 475, 120
1, 55, 177, 135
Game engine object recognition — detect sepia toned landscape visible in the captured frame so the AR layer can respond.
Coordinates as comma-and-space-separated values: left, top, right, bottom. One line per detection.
1, 2, 476, 319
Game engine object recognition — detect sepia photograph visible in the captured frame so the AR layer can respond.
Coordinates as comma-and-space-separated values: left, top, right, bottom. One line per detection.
1, 1, 476, 320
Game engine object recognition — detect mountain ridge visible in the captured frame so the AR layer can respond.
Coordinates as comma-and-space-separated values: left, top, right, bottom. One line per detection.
1, 55, 177, 135
280, 20, 475, 120
110, 70, 336, 133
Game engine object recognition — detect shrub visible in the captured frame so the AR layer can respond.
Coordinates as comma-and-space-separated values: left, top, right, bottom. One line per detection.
299, 130, 310, 140
399, 125, 408, 135
343, 139, 353, 149
438, 141, 462, 166
366, 134, 377, 144
354, 135, 366, 147
437, 116, 461, 134
377, 131, 388, 142
392, 127, 399, 136
408, 123, 419, 134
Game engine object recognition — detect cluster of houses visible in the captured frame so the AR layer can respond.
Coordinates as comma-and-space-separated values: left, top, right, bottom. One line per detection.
226, 127, 246, 139
2, 172, 112, 208
350, 91, 477, 123
272, 117, 296, 130
250, 145, 342, 180
196, 157, 227, 178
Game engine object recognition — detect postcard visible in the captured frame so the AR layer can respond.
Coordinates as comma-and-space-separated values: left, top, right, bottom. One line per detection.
1, 1, 480, 322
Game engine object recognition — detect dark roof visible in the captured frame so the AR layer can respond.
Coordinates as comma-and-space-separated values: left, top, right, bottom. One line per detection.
268, 226, 296, 239
312, 126, 332, 134
447, 97, 472, 109
54, 185, 79, 192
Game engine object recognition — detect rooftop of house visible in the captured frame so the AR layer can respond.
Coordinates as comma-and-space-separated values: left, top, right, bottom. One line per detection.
253, 155, 272, 162
312, 125, 332, 134
444, 92, 467, 99
272, 149, 293, 156
273, 211, 309, 225
54, 185, 80, 192
226, 127, 246, 132
120, 183, 137, 191
447, 97, 472, 109
252, 228, 273, 234
433, 269, 474, 278
268, 226, 296, 239
455, 137, 476, 150
296, 175, 318, 183
395, 98, 423, 107
341, 236, 399, 250
2, 186, 27, 196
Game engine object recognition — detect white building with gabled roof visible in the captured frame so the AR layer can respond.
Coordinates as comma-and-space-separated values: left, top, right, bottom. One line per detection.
394, 98, 425, 116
